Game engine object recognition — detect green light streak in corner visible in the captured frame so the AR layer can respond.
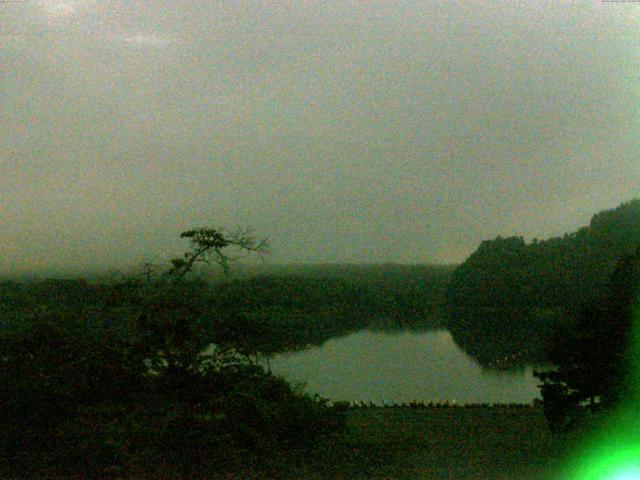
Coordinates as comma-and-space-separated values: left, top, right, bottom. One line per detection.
564, 306, 640, 480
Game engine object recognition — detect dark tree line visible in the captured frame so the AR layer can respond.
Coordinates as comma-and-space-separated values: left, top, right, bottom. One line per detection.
1, 263, 452, 362
446, 199, 640, 368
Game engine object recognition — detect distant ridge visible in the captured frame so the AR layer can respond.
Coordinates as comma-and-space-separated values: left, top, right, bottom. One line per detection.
225, 262, 456, 281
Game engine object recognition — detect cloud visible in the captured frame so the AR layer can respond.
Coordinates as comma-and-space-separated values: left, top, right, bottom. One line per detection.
1, 0, 638, 270
0, 34, 26, 47
121, 32, 173, 47
37, 0, 87, 21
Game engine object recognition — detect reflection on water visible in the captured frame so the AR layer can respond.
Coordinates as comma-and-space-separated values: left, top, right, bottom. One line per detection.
268, 329, 541, 404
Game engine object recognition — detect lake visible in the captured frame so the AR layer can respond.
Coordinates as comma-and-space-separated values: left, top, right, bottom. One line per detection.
268, 329, 542, 405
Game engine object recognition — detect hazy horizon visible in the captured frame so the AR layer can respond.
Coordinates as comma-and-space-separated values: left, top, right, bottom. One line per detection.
2, 1, 638, 275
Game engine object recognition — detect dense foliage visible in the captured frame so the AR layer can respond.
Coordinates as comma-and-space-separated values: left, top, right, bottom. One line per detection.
0, 229, 347, 479
0, 311, 343, 477
446, 199, 640, 368
534, 248, 640, 431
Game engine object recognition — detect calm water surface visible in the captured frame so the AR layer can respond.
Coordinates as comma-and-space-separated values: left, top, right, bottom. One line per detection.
268, 329, 541, 405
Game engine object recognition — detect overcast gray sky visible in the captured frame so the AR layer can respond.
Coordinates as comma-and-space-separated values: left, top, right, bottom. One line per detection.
1, 0, 638, 274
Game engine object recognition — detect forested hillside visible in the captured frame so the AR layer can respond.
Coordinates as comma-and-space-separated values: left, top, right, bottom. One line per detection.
206, 264, 453, 355
446, 199, 640, 368
0, 264, 453, 356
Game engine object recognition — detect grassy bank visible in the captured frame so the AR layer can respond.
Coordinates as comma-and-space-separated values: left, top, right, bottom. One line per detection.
287, 405, 573, 480
5, 405, 577, 479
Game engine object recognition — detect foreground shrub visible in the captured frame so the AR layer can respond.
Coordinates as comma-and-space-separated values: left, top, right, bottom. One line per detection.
0, 306, 346, 478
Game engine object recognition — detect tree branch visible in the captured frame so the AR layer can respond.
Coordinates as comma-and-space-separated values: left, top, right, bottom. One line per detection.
167, 226, 269, 280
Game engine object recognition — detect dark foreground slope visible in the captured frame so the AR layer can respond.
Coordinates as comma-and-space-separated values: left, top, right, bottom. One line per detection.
5, 406, 569, 480
446, 199, 640, 368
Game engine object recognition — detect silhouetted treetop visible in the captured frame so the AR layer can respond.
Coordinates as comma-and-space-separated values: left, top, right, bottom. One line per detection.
169, 226, 268, 278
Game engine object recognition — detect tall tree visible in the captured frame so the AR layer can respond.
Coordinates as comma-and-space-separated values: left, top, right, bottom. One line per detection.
535, 247, 640, 431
